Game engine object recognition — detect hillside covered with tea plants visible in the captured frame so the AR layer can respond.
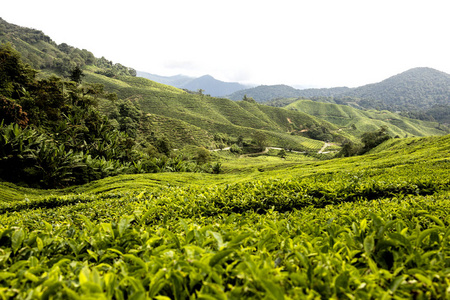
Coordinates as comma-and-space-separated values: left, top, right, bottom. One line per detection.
1, 16, 450, 299
1, 134, 449, 298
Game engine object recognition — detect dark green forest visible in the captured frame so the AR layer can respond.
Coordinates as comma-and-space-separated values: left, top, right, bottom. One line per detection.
1, 17, 448, 190
0, 44, 222, 188
229, 68, 450, 124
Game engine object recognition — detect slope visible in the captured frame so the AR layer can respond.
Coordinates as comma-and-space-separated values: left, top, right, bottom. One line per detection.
285, 99, 447, 138
1, 17, 341, 150
95, 73, 341, 149
346, 67, 450, 110
138, 71, 249, 97
1, 133, 449, 298
228, 67, 450, 122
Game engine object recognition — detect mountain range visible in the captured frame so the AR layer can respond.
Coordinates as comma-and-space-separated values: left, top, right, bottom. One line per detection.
137, 71, 250, 97
227, 68, 450, 123
1, 16, 448, 150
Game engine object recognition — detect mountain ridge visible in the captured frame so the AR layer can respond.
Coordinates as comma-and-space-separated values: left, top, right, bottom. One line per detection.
227, 67, 450, 121
137, 71, 250, 97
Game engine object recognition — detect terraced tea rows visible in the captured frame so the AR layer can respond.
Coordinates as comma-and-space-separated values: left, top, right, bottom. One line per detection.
0, 135, 449, 298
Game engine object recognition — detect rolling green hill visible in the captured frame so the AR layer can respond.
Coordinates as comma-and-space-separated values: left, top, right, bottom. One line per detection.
227, 84, 350, 102
1, 133, 449, 298
228, 68, 450, 124
346, 67, 450, 111
96, 72, 342, 149
285, 99, 448, 138
137, 72, 250, 97
1, 17, 346, 151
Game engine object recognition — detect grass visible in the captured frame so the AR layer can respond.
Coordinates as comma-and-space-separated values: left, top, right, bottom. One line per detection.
286, 99, 448, 138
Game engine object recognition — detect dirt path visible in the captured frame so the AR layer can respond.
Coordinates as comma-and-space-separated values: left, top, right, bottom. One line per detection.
318, 143, 330, 154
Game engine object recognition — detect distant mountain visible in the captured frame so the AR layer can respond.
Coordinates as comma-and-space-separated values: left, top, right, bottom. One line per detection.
228, 85, 350, 102
345, 67, 450, 110
137, 72, 249, 97
136, 71, 194, 87
228, 67, 450, 122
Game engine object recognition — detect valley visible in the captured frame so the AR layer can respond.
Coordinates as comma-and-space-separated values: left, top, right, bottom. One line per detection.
0, 17, 449, 299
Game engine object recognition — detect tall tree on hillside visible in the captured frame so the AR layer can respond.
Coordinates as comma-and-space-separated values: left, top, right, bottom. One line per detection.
0, 43, 36, 99
70, 66, 84, 84
360, 126, 391, 154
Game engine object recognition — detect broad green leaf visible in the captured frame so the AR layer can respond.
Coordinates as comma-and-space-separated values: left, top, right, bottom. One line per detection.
24, 271, 39, 282
79, 266, 91, 285
367, 257, 379, 274
118, 218, 132, 237
260, 279, 285, 300
11, 228, 25, 254
209, 249, 234, 267
363, 235, 374, 254
415, 273, 432, 286
418, 228, 440, 245
36, 236, 44, 251
208, 231, 226, 249
0, 272, 15, 280
425, 214, 444, 227
123, 254, 148, 271
390, 275, 406, 292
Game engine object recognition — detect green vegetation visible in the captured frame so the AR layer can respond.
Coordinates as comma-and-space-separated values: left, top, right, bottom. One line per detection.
0, 18, 135, 78
0, 44, 223, 188
2, 17, 450, 299
1, 134, 449, 298
231, 68, 450, 125
285, 99, 448, 138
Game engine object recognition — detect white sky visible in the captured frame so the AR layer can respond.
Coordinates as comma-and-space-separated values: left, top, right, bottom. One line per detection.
2, 0, 450, 87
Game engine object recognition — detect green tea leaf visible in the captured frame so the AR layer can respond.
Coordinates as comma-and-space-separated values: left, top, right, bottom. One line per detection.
364, 235, 374, 254
209, 249, 234, 267
260, 279, 285, 300
11, 228, 24, 254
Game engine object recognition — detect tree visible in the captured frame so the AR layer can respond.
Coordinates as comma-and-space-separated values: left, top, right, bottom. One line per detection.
155, 137, 172, 156
195, 147, 211, 164
278, 149, 287, 159
0, 96, 29, 128
0, 43, 36, 99
69, 66, 84, 84
336, 139, 360, 157
243, 94, 256, 103
253, 131, 267, 151
360, 126, 391, 154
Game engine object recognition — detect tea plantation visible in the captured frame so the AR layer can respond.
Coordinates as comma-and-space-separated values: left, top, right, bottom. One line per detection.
1, 135, 449, 299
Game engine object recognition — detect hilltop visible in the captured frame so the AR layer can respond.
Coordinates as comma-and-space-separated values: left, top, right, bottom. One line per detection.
228, 85, 350, 102
137, 71, 249, 97
228, 68, 450, 123
0, 17, 344, 150
285, 99, 447, 138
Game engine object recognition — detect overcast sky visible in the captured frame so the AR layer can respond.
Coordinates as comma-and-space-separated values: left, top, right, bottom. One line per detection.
3, 0, 450, 87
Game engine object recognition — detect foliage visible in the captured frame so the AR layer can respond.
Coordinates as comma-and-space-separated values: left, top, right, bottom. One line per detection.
0, 96, 29, 128
0, 18, 135, 78
277, 149, 287, 158
0, 134, 449, 298
285, 99, 448, 139
360, 126, 392, 154
230, 143, 242, 154
336, 139, 361, 157
0, 43, 217, 188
